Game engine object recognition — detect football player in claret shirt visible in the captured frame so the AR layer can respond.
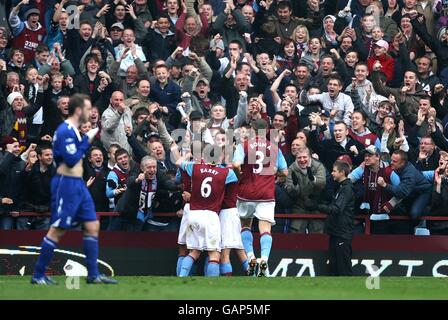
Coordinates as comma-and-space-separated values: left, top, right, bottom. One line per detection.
31, 94, 117, 285
215, 131, 250, 276
233, 119, 289, 276
172, 143, 238, 277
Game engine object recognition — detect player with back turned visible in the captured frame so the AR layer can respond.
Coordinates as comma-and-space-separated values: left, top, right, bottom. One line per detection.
172, 143, 238, 277
31, 94, 117, 285
233, 119, 288, 276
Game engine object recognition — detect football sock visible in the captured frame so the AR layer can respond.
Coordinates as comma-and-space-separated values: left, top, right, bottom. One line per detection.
206, 260, 220, 277
241, 259, 249, 271
83, 236, 100, 278
241, 228, 254, 259
260, 232, 272, 261
176, 255, 186, 276
220, 262, 232, 276
189, 260, 197, 276
179, 255, 195, 277
203, 256, 209, 276
33, 236, 57, 279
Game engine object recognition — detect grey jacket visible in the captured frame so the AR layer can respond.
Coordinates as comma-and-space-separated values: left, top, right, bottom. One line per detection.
100, 105, 133, 154
286, 158, 327, 213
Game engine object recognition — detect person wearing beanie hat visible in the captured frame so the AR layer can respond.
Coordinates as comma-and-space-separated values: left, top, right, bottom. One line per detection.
322, 15, 339, 47
8, 1, 45, 64
0, 82, 42, 151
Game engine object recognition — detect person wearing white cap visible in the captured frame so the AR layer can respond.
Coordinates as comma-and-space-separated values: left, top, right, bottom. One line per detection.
8, 1, 46, 64
0, 88, 43, 147
367, 39, 395, 82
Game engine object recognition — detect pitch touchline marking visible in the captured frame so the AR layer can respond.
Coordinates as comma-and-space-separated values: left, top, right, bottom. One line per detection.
18, 246, 115, 276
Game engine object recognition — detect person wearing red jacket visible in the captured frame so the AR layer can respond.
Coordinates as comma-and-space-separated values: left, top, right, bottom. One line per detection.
367, 40, 395, 83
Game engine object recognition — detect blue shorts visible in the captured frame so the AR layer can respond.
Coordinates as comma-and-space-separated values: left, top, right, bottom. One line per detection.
50, 174, 97, 229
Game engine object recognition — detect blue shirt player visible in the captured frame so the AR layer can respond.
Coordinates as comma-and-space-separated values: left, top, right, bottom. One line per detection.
31, 94, 117, 285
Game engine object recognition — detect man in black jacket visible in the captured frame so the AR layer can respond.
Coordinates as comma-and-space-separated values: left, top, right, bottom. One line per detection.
115, 155, 180, 231
309, 121, 365, 172
0, 136, 26, 230
317, 160, 355, 276
17, 145, 56, 230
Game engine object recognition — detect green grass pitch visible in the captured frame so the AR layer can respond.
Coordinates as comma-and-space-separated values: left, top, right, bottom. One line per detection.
1, 276, 448, 300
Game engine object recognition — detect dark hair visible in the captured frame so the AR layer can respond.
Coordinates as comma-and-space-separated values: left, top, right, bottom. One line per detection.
284, 82, 298, 93
355, 61, 368, 69
328, 74, 343, 86
88, 146, 103, 159
229, 39, 243, 49
334, 120, 347, 128
36, 145, 52, 156
68, 94, 90, 116
137, 78, 150, 87
404, 69, 418, 77
352, 110, 367, 122
333, 160, 351, 176
294, 62, 309, 70
109, 143, 121, 151
236, 62, 251, 72
84, 53, 100, 68
274, 111, 288, 122
134, 107, 150, 120
115, 148, 129, 159
392, 150, 408, 163
320, 54, 335, 64
9, 48, 24, 59
79, 20, 92, 28
157, 13, 171, 20
277, 1, 292, 11
36, 44, 50, 54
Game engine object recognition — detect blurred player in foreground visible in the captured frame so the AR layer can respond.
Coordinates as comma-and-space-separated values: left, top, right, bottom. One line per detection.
31, 94, 117, 285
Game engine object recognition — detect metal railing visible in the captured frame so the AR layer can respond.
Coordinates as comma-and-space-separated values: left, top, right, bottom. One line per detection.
15, 212, 448, 235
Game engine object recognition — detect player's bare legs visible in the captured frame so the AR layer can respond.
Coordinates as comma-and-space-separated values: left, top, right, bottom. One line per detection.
258, 220, 273, 277
220, 248, 232, 276
241, 218, 257, 275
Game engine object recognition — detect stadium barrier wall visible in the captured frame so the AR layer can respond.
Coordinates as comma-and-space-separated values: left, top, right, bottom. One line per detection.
15, 211, 448, 235
1, 231, 448, 277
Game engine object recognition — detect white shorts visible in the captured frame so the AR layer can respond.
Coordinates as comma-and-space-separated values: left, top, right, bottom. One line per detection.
177, 203, 190, 245
237, 200, 276, 225
219, 208, 244, 250
185, 210, 221, 252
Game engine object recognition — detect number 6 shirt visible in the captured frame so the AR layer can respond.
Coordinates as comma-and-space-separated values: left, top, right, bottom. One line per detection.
180, 161, 238, 213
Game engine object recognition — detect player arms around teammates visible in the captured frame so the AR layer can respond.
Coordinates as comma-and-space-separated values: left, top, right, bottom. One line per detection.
233, 119, 288, 276
31, 94, 117, 285
171, 142, 238, 277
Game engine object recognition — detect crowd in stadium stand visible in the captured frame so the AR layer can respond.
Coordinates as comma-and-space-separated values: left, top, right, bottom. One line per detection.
1, 0, 448, 235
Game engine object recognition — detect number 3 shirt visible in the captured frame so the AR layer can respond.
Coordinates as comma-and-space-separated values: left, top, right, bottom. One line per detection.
233, 137, 287, 202
180, 162, 238, 213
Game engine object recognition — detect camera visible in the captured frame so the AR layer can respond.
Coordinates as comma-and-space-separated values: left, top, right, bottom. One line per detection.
152, 108, 163, 120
